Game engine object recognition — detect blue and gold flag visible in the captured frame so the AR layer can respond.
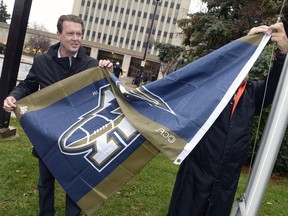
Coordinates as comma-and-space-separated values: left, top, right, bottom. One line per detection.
14, 34, 270, 215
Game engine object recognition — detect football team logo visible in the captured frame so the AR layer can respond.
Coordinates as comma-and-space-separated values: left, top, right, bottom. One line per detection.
58, 84, 140, 171
58, 83, 175, 171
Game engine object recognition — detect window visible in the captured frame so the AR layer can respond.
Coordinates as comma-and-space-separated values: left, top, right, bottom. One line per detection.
108, 35, 112, 44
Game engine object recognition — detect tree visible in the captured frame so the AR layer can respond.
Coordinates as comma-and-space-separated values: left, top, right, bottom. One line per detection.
25, 22, 51, 55
153, 41, 185, 76
0, 0, 11, 23
178, 0, 284, 60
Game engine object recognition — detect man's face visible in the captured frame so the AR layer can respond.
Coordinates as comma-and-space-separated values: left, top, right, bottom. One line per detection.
57, 20, 83, 57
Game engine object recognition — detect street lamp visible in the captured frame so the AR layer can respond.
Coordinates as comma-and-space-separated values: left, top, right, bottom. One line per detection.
136, 0, 160, 86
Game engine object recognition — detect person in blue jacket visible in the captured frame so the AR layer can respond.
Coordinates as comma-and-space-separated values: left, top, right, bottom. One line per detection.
3, 14, 113, 216
168, 21, 288, 216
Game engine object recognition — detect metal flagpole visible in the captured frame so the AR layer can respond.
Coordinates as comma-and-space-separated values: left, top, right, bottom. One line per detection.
231, 54, 288, 216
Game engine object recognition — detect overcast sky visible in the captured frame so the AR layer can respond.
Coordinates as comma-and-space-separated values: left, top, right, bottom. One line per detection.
4, 0, 204, 33
4, 0, 73, 33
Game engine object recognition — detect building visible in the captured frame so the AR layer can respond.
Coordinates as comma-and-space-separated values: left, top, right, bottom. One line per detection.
72, 0, 190, 80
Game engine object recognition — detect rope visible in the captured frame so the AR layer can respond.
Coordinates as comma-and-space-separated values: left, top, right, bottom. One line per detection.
277, 0, 287, 23
247, 45, 275, 178
247, 0, 287, 179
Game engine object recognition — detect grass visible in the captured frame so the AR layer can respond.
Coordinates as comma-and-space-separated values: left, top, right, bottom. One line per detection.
0, 118, 287, 215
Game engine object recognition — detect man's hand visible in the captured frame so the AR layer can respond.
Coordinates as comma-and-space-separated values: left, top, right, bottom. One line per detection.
269, 22, 288, 54
99, 59, 113, 72
3, 96, 17, 112
248, 22, 288, 54
247, 25, 272, 35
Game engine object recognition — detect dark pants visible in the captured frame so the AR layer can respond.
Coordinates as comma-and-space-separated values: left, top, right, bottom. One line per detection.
38, 159, 81, 216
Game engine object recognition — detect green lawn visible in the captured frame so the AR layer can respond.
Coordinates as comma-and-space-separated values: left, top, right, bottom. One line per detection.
0, 118, 287, 215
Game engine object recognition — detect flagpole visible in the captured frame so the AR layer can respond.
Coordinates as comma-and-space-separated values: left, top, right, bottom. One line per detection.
231, 55, 288, 216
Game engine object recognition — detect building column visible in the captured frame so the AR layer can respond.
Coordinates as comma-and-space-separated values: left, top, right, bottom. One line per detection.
90, 47, 99, 59
122, 54, 131, 77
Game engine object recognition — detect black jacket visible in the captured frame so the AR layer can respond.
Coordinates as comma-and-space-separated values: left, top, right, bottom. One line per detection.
10, 43, 98, 100
168, 56, 284, 216
113, 65, 123, 78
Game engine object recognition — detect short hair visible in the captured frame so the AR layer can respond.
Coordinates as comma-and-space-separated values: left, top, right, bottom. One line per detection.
57, 14, 85, 34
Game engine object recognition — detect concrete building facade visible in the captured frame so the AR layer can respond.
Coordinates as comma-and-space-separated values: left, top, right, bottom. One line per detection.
72, 0, 190, 80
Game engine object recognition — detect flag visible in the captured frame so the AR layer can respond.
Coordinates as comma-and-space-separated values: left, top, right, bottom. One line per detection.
13, 34, 270, 215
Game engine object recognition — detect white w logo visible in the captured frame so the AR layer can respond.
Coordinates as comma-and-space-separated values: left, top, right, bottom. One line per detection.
58, 84, 140, 172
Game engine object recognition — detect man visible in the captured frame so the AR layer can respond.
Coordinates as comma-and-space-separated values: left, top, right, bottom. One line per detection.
113, 61, 123, 78
168, 22, 288, 216
3, 14, 113, 216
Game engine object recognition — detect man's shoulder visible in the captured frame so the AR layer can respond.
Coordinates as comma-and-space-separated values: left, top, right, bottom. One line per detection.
33, 53, 52, 62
